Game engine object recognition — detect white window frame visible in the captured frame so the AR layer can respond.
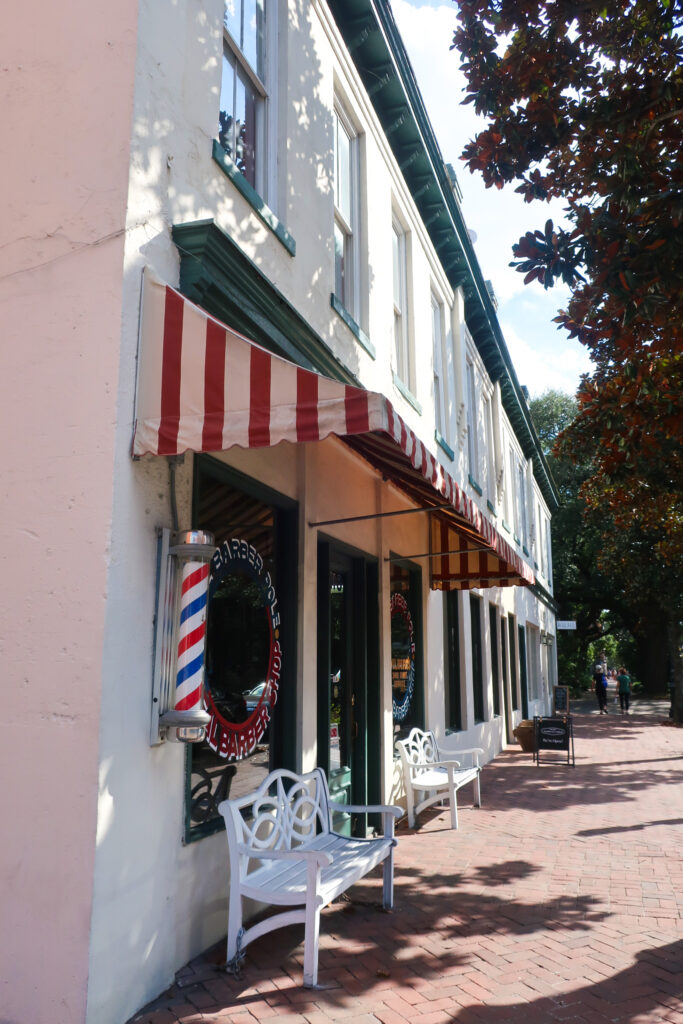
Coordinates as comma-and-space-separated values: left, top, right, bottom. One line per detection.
333, 102, 360, 321
466, 360, 479, 482
484, 395, 496, 502
431, 291, 447, 439
219, 0, 277, 203
518, 459, 528, 548
392, 216, 412, 390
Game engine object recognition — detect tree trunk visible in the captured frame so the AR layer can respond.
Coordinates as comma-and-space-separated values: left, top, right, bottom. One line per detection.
668, 617, 683, 725
631, 617, 670, 695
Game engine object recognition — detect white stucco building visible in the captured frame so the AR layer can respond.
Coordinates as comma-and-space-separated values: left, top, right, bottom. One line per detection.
1, 2, 558, 1022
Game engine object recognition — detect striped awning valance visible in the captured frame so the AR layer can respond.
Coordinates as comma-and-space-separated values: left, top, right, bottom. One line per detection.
133, 270, 534, 590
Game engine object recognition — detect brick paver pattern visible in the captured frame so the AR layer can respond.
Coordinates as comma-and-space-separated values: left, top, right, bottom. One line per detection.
130, 700, 683, 1024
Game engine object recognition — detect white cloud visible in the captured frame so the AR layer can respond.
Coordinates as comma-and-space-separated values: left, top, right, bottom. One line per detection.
498, 321, 593, 398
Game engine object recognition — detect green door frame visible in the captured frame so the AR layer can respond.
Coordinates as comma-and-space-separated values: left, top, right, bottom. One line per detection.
519, 623, 529, 720
317, 538, 380, 836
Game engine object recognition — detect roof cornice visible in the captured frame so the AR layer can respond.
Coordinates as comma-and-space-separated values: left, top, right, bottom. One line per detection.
327, 0, 559, 510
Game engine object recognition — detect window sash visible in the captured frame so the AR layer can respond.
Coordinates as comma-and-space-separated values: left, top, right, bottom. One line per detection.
224, 0, 266, 85
220, 1, 268, 193
466, 361, 478, 478
333, 106, 358, 315
392, 222, 410, 385
431, 295, 445, 437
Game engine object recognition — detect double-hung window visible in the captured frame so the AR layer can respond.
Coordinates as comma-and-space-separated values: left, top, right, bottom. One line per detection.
333, 104, 359, 319
431, 293, 446, 439
219, 1, 269, 195
518, 459, 529, 550
466, 360, 479, 484
392, 219, 411, 389
484, 395, 495, 503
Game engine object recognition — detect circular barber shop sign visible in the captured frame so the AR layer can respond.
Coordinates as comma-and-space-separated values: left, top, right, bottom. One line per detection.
391, 592, 415, 722
204, 539, 282, 760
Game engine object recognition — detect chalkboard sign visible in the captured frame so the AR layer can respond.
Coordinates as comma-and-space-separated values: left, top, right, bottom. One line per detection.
534, 716, 575, 766
553, 685, 569, 716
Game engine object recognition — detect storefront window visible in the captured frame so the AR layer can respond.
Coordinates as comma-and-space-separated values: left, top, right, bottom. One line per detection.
186, 457, 295, 841
391, 561, 423, 740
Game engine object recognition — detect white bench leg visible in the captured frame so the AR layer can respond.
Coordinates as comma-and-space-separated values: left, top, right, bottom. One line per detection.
406, 785, 416, 828
303, 904, 321, 987
227, 889, 242, 962
382, 848, 394, 909
303, 863, 322, 987
449, 788, 459, 830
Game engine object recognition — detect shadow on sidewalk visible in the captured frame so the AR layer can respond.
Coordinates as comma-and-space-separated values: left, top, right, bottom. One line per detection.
450, 937, 683, 1023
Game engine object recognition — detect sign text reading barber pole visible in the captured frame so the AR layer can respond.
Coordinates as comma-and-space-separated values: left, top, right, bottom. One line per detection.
205, 538, 282, 760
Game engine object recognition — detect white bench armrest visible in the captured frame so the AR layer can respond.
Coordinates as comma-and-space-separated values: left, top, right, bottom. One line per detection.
329, 801, 402, 818
237, 843, 334, 867
423, 758, 461, 770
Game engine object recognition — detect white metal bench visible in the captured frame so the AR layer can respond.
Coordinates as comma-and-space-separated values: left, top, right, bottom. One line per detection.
396, 727, 483, 829
218, 767, 401, 987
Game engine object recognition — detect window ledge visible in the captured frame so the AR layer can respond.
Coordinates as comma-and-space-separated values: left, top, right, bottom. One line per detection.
435, 430, 454, 461
212, 140, 296, 256
514, 534, 521, 546
330, 294, 375, 358
502, 520, 511, 534
392, 373, 422, 414
523, 545, 530, 557
468, 474, 483, 497
486, 499, 497, 516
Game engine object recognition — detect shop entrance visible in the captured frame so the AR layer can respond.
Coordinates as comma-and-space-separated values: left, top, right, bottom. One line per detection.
317, 541, 380, 837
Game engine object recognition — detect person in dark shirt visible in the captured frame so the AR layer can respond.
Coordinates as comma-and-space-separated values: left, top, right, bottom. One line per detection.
593, 664, 608, 714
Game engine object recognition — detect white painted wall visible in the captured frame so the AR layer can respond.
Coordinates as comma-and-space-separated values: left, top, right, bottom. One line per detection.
74, 0, 555, 1020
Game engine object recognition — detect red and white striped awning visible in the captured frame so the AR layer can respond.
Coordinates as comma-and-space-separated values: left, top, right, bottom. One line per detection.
133, 270, 534, 590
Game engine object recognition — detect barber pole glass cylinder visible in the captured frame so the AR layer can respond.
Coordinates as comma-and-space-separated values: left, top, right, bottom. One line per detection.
158, 530, 215, 742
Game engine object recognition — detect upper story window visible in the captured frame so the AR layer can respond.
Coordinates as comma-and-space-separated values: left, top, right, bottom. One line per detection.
506, 444, 516, 530
219, 1, 269, 195
518, 459, 529, 549
484, 395, 496, 502
392, 218, 412, 390
333, 104, 360, 319
466, 360, 479, 481
431, 293, 446, 439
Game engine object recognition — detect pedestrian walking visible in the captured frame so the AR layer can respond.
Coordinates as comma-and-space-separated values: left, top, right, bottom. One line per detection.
617, 666, 632, 714
593, 663, 608, 713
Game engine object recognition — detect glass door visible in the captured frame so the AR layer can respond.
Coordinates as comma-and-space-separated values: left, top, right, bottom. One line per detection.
318, 542, 378, 837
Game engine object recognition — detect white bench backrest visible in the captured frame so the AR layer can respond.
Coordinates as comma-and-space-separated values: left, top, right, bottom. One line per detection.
221, 768, 332, 877
396, 727, 438, 775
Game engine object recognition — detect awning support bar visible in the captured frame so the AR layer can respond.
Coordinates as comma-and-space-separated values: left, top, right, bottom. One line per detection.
385, 544, 490, 562
308, 503, 452, 528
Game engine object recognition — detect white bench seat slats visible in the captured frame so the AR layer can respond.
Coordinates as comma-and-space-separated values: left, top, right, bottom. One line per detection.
219, 767, 401, 987
396, 727, 483, 830
241, 832, 395, 905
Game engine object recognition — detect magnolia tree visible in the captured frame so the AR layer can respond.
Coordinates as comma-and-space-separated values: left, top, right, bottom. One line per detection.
454, 0, 683, 718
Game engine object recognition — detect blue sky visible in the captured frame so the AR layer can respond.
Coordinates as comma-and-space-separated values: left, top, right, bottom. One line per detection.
392, 0, 593, 398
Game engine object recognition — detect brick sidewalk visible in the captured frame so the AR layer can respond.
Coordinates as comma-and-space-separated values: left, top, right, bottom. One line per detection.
130, 701, 683, 1024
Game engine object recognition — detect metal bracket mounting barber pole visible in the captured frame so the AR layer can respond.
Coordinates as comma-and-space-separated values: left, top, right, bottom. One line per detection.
150, 528, 216, 745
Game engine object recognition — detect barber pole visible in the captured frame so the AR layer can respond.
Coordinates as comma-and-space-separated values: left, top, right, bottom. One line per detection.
156, 529, 215, 743
175, 560, 210, 712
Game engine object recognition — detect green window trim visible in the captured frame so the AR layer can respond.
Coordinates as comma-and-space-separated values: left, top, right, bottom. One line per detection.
392, 373, 422, 415
468, 474, 483, 497
502, 519, 511, 533
212, 140, 296, 256
330, 294, 375, 358
514, 534, 521, 546
523, 545, 530, 557
435, 430, 455, 461
486, 498, 497, 515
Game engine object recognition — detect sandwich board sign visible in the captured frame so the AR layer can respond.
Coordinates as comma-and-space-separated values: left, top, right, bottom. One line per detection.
553, 685, 569, 716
